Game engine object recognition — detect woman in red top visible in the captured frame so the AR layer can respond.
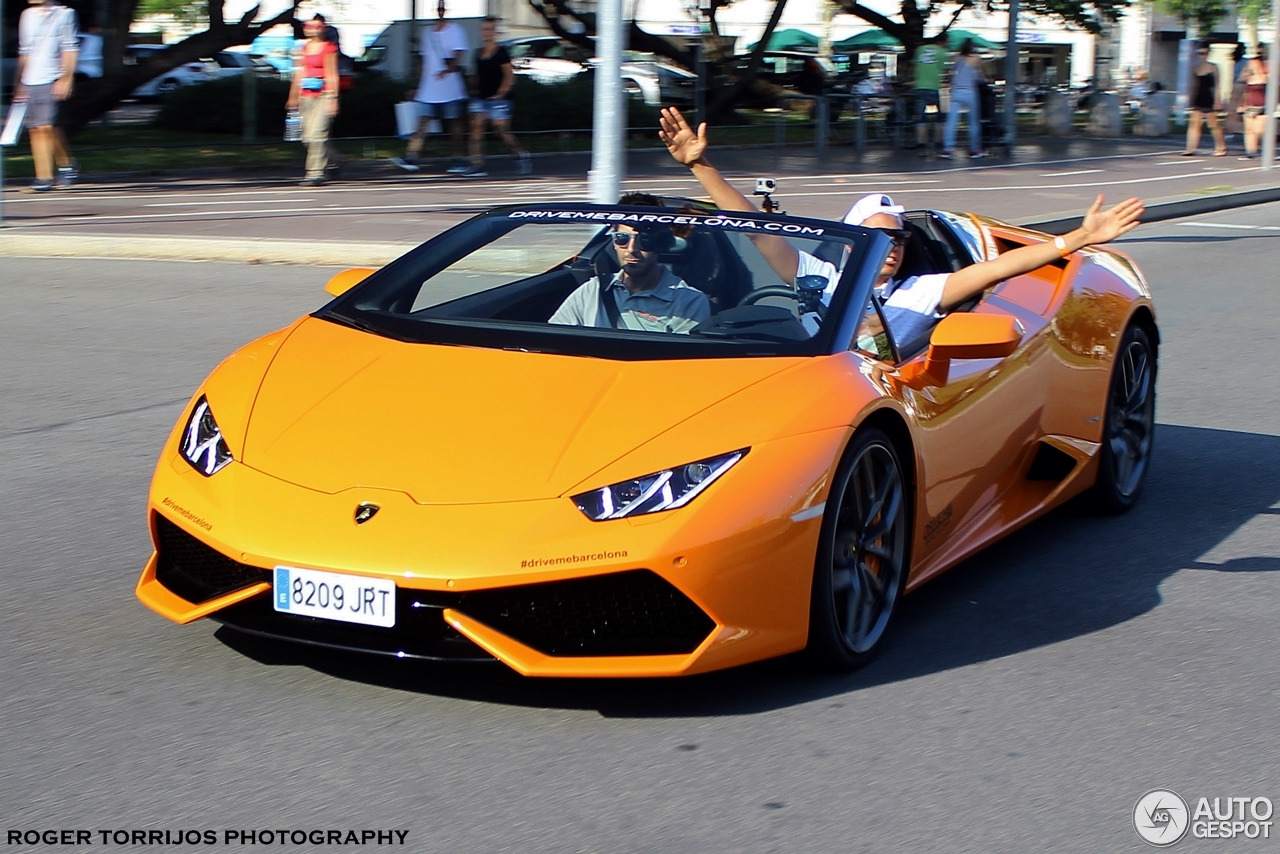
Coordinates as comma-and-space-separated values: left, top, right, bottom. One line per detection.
1238, 47, 1268, 160
287, 15, 340, 185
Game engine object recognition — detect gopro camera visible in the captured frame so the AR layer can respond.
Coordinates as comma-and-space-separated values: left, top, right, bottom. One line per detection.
754, 178, 777, 195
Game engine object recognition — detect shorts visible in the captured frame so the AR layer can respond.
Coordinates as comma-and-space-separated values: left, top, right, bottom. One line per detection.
1243, 105, 1266, 118
914, 89, 940, 122
25, 83, 58, 128
418, 99, 466, 121
469, 98, 513, 122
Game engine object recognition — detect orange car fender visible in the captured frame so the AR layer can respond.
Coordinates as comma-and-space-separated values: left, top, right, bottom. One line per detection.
179, 319, 306, 461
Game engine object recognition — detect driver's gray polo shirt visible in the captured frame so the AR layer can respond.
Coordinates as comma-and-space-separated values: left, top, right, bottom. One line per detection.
549, 268, 712, 334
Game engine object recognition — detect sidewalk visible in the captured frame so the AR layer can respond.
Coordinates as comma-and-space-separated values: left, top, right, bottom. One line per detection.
2, 133, 1278, 265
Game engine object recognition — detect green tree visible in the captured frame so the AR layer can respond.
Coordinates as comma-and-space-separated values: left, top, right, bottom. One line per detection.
833, 0, 1133, 75
525, 0, 1135, 115
1153, 0, 1228, 36
57, 0, 301, 134
1234, 0, 1270, 50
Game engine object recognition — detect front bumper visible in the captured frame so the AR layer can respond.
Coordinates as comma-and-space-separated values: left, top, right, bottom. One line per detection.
137, 428, 848, 677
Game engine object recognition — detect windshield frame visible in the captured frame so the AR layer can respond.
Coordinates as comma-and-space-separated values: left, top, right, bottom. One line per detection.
317, 203, 889, 361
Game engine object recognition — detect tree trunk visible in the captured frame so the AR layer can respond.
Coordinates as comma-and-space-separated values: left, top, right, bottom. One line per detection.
58, 0, 300, 135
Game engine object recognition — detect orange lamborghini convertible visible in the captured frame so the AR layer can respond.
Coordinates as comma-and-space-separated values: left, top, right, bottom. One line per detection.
136, 202, 1157, 676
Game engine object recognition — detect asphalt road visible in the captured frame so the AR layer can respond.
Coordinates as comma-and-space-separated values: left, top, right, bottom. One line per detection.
1, 204, 1278, 853
4, 138, 1279, 246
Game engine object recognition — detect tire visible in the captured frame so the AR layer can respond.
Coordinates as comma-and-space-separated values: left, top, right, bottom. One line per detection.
1088, 322, 1157, 514
806, 427, 911, 670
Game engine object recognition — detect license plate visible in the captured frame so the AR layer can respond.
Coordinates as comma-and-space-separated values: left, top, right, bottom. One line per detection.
273, 566, 395, 628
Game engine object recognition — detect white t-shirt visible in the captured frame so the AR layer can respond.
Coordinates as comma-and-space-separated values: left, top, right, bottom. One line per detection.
416, 22, 469, 104
18, 3, 78, 87
877, 273, 949, 351
797, 251, 948, 315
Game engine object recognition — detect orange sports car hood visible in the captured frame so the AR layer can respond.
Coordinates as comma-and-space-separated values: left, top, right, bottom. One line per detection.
239, 317, 802, 504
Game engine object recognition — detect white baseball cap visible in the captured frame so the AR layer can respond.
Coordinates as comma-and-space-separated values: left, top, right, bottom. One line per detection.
843, 194, 905, 227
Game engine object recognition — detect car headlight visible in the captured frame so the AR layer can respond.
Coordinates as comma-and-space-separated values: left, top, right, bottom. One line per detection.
572, 449, 747, 521
181, 396, 233, 476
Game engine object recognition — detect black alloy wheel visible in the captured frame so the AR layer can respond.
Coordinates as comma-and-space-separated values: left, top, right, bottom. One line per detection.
807, 428, 910, 670
1090, 323, 1157, 513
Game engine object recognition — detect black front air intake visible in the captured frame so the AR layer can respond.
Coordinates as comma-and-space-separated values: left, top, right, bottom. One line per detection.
153, 515, 270, 603
456, 569, 716, 657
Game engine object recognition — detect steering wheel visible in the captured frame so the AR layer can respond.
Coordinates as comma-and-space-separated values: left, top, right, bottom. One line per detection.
739, 286, 803, 307
739, 285, 827, 321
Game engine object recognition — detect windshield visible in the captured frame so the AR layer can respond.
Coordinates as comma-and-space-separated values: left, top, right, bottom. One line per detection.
320, 206, 875, 360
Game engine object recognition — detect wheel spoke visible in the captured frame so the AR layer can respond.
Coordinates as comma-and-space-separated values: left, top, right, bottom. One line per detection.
831, 567, 853, 593
859, 560, 886, 602
863, 542, 894, 561
863, 479, 902, 541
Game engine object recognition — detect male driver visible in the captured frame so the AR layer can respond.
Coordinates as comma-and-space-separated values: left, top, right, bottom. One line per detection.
392, 0, 469, 173
15, 0, 79, 192
657, 106, 1144, 347
549, 193, 711, 334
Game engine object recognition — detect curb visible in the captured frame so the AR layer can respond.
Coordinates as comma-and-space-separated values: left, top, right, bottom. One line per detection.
1020, 184, 1280, 233
0, 233, 414, 267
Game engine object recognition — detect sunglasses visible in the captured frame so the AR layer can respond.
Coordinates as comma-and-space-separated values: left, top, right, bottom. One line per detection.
880, 228, 912, 246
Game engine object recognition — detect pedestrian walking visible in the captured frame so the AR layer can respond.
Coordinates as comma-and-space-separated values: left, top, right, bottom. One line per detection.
942, 39, 985, 160
1238, 47, 1268, 160
286, 14, 340, 186
912, 33, 946, 154
1181, 43, 1226, 156
15, 0, 79, 193
465, 17, 530, 178
392, 0, 469, 173
1225, 43, 1247, 138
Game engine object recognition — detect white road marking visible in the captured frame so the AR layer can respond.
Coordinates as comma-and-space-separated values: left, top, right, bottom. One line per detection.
145, 198, 318, 207
1037, 169, 1104, 177
800, 179, 942, 187
15, 201, 481, 225
766, 167, 1259, 197
1178, 221, 1280, 230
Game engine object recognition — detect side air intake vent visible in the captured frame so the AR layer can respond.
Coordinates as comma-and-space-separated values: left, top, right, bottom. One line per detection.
1026, 442, 1079, 481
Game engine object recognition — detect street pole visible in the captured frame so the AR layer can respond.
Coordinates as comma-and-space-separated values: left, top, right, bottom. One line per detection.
588, 0, 623, 204
1004, 0, 1019, 147
1263, 0, 1280, 170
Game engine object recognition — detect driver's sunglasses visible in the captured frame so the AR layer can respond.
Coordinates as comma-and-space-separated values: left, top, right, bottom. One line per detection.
880, 228, 912, 247
611, 230, 646, 248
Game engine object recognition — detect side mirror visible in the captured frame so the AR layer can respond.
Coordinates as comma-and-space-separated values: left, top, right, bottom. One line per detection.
324, 267, 376, 297
903, 314, 1024, 388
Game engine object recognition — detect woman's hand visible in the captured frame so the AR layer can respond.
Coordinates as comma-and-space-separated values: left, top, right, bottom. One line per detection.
325, 97, 338, 118
659, 107, 707, 166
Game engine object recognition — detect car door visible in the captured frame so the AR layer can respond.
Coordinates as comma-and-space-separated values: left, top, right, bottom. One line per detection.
879, 219, 1055, 568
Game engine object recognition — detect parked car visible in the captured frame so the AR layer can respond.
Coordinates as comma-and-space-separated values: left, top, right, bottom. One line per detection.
125, 45, 218, 100
2, 33, 103, 100
504, 36, 591, 85
504, 36, 695, 106
208, 50, 279, 80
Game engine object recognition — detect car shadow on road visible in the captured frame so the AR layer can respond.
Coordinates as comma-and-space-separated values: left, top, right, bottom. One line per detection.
216, 424, 1280, 716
